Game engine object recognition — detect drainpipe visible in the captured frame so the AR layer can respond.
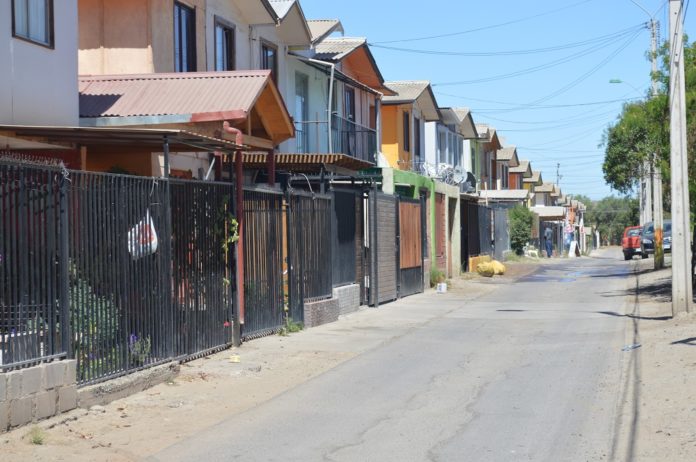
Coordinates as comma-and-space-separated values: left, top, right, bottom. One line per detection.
223, 121, 246, 332
308, 58, 335, 154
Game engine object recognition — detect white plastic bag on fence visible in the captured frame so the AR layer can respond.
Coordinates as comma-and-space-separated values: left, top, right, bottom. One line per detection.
127, 209, 158, 259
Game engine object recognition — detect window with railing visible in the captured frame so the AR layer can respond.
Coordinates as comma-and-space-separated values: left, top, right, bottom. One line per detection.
292, 114, 377, 163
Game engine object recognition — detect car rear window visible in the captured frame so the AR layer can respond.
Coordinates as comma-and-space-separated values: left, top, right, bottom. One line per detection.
627, 229, 640, 237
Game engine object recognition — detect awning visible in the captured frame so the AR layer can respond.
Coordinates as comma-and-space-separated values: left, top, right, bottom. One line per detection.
0, 125, 244, 153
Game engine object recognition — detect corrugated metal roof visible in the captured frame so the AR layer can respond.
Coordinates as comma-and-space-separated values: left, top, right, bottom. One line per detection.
478, 189, 529, 200
495, 147, 519, 167
79, 71, 272, 118
268, 0, 295, 18
307, 19, 343, 43
532, 206, 566, 219
313, 37, 366, 61
510, 159, 531, 175
524, 170, 542, 183
382, 81, 431, 103
535, 183, 556, 193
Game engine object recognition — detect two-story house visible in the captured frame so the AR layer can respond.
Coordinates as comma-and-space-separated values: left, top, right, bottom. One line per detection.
76, 0, 304, 178
1, 0, 81, 166
380, 81, 440, 171
508, 159, 531, 190
284, 33, 391, 164
473, 124, 501, 192
423, 107, 477, 181
493, 147, 519, 190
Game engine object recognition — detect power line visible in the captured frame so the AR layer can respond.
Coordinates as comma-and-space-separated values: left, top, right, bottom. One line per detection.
432, 28, 645, 86
369, 24, 645, 57
371, 0, 598, 44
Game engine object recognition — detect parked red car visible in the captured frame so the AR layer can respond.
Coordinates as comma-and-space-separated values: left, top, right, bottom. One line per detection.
622, 226, 642, 260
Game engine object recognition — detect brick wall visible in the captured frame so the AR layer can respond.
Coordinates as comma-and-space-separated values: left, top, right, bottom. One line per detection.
304, 298, 340, 328
0, 360, 78, 432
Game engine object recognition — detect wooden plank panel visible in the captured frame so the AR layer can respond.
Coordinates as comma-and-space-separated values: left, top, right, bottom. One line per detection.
376, 194, 397, 303
399, 201, 422, 269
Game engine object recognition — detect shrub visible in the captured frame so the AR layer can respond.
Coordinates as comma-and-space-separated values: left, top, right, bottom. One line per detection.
430, 268, 446, 287
509, 205, 534, 255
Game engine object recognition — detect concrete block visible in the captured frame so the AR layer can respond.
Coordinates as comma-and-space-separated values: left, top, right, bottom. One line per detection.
44, 361, 67, 390
9, 397, 33, 428
0, 374, 6, 402
0, 401, 9, 432
58, 386, 77, 413
64, 360, 77, 386
21, 366, 42, 396
6, 371, 22, 400
35, 390, 57, 420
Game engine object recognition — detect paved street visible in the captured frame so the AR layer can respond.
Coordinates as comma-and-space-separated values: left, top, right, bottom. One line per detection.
152, 250, 631, 462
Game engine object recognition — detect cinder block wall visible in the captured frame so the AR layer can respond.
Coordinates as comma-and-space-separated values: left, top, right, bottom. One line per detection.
334, 284, 361, 316
304, 298, 340, 328
0, 360, 78, 432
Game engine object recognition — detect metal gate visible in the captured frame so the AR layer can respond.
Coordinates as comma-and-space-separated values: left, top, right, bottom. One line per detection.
368, 191, 398, 305
493, 207, 510, 261
287, 190, 333, 324
435, 193, 447, 271
170, 179, 234, 357
242, 189, 285, 338
398, 197, 424, 297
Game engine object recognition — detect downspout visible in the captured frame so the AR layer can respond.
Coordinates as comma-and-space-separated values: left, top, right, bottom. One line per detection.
223, 121, 246, 331
307, 58, 335, 154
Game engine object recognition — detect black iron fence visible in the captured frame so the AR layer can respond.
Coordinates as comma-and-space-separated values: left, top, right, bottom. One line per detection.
331, 114, 377, 164
331, 190, 359, 288
287, 190, 333, 323
0, 163, 68, 370
461, 202, 493, 271
242, 188, 285, 339
1, 161, 237, 384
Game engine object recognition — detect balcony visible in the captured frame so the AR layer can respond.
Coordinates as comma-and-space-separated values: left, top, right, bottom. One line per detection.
294, 114, 377, 164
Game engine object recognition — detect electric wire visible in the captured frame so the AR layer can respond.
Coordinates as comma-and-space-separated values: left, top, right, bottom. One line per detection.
371, 0, 598, 44
369, 24, 645, 57
432, 27, 646, 86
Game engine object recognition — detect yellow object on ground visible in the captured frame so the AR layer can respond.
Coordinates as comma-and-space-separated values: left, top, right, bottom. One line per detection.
476, 262, 495, 277
491, 260, 506, 275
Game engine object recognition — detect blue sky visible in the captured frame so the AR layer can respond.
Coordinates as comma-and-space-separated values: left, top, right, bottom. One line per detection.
298, 0, 695, 201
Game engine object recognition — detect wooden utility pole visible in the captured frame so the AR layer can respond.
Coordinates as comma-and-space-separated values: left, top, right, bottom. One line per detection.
668, 0, 692, 314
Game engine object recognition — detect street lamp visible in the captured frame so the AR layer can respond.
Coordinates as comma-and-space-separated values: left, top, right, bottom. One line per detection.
608, 79, 644, 95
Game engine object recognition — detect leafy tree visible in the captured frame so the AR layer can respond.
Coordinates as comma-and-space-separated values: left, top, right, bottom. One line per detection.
601, 38, 696, 217
584, 196, 639, 245
509, 205, 534, 255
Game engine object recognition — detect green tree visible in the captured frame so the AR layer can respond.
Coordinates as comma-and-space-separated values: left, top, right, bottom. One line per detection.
509, 205, 534, 255
587, 196, 639, 245
602, 38, 696, 217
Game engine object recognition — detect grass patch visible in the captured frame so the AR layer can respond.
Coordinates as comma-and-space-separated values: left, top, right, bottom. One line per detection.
26, 426, 46, 445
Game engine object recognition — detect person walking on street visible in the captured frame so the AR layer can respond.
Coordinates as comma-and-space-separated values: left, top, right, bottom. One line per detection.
544, 226, 553, 258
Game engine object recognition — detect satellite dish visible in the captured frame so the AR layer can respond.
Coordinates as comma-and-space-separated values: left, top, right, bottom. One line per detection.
452, 172, 465, 184
463, 172, 477, 192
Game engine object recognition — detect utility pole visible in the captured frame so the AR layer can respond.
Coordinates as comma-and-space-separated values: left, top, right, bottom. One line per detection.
649, 18, 665, 269
669, 0, 692, 314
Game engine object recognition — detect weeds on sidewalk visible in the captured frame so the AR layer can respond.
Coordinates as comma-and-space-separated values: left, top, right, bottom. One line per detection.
26, 426, 46, 445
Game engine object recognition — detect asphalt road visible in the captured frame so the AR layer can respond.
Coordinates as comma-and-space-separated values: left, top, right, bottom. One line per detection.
152, 249, 632, 462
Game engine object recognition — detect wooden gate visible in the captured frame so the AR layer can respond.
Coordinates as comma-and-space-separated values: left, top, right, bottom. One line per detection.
435, 193, 447, 271
398, 197, 424, 298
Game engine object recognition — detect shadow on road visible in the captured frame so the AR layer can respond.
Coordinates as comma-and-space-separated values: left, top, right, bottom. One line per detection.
670, 336, 696, 346
595, 310, 672, 321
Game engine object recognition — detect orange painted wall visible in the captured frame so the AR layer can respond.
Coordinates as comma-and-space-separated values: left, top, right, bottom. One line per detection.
85, 147, 154, 176
380, 103, 413, 170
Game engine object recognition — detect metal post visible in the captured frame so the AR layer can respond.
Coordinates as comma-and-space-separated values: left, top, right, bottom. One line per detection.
163, 135, 170, 178
230, 157, 241, 347
235, 150, 246, 327
372, 181, 379, 308
59, 175, 71, 357
669, 0, 692, 314
267, 148, 276, 187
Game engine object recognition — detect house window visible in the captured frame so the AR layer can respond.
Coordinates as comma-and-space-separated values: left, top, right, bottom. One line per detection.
174, 2, 196, 72
403, 112, 410, 152
261, 41, 278, 83
214, 18, 235, 71
344, 88, 356, 121
12, 0, 53, 47
413, 117, 421, 161
295, 72, 309, 152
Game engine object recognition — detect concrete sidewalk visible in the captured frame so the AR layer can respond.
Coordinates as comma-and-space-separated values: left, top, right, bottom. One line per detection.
1, 264, 531, 461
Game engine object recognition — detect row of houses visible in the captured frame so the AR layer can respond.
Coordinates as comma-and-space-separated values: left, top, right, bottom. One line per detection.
0, 0, 590, 430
